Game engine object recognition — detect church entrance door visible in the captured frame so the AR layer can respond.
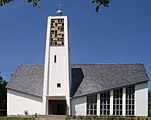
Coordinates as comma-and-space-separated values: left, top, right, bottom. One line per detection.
48, 100, 66, 115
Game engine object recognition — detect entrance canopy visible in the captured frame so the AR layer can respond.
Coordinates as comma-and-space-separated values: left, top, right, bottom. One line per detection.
46, 95, 66, 100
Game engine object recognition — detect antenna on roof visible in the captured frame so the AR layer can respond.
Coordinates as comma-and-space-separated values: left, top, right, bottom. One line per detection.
58, 0, 61, 10
57, 0, 63, 16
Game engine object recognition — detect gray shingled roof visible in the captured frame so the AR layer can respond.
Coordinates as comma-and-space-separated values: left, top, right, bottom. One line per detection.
6, 64, 149, 98
6, 64, 44, 97
71, 64, 149, 98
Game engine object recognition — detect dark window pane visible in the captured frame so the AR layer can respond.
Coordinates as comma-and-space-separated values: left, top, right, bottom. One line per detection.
90, 110, 93, 115
94, 110, 97, 115
120, 111, 122, 115
107, 111, 110, 115
104, 111, 106, 115
132, 111, 134, 115
116, 110, 118, 115
120, 105, 122, 109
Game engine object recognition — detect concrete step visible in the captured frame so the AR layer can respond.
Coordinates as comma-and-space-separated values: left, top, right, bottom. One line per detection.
35, 115, 66, 120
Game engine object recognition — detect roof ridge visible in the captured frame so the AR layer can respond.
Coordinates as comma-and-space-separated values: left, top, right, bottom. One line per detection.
18, 64, 43, 66
72, 63, 144, 65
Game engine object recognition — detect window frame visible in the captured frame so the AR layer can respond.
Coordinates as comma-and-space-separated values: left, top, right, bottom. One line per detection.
87, 94, 97, 115
100, 91, 110, 116
113, 88, 123, 116
126, 85, 135, 116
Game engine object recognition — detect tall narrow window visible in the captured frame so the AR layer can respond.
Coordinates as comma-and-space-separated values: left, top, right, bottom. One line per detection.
100, 91, 110, 115
113, 88, 123, 115
126, 86, 135, 116
87, 94, 97, 115
54, 55, 57, 63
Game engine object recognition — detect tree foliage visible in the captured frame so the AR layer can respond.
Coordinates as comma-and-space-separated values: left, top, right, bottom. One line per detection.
0, 0, 40, 7
149, 91, 151, 117
92, 0, 110, 12
0, 76, 7, 109
0, 0, 109, 12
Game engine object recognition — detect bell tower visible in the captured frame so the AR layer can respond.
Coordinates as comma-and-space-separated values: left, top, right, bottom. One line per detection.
43, 9, 71, 115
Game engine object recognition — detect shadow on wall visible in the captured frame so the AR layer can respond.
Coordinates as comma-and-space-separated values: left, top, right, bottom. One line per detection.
70, 68, 84, 97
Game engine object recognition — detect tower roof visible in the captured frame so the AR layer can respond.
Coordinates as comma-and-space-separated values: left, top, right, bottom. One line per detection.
57, 9, 62, 16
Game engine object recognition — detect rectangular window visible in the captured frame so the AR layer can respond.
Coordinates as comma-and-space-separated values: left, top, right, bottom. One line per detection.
87, 94, 97, 115
100, 91, 110, 115
57, 83, 61, 88
113, 88, 123, 115
54, 55, 57, 63
126, 86, 135, 116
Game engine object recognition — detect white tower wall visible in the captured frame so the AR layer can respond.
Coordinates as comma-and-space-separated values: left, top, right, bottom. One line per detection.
43, 16, 71, 115
49, 47, 69, 95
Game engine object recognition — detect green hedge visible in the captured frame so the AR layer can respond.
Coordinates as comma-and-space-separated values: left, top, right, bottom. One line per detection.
66, 116, 151, 120
0, 117, 31, 120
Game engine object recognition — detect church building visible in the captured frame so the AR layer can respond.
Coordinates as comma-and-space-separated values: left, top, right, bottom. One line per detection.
6, 10, 149, 116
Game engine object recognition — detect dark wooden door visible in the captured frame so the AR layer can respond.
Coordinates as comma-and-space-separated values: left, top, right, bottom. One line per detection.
57, 103, 64, 115
48, 100, 66, 115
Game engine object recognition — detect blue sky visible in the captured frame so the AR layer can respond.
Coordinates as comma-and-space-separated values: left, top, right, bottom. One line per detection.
0, 0, 151, 90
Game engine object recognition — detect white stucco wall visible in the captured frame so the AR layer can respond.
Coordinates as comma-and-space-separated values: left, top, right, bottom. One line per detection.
71, 96, 86, 116
135, 82, 148, 116
7, 89, 43, 115
49, 47, 68, 96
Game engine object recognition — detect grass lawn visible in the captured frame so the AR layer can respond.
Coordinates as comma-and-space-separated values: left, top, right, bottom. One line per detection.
0, 117, 30, 120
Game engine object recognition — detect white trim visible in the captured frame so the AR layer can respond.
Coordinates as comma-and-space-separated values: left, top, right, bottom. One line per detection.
97, 93, 100, 115
122, 87, 126, 116
84, 96, 87, 116
43, 17, 51, 114
110, 90, 113, 115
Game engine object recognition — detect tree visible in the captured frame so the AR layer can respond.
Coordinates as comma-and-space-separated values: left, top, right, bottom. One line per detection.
0, 0, 40, 7
0, 0, 109, 12
149, 91, 151, 117
0, 75, 7, 110
91, 0, 110, 12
